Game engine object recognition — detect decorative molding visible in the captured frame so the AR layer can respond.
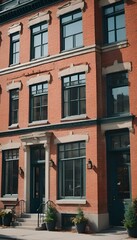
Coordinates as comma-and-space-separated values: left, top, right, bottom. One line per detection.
57, 0, 85, 17
6, 80, 22, 91
8, 23, 22, 35
28, 11, 50, 27
20, 131, 52, 148
27, 74, 51, 86
99, 0, 121, 7
58, 63, 89, 78
0, 141, 21, 151
102, 60, 132, 75
54, 133, 89, 144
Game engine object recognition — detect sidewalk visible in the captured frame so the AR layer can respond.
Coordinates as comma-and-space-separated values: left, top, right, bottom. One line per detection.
0, 227, 131, 240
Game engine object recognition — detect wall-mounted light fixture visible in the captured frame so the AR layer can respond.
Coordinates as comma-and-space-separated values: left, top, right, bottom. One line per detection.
18, 166, 24, 176
49, 159, 54, 167
87, 159, 93, 169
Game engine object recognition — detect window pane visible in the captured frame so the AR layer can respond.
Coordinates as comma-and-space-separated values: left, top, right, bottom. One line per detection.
75, 33, 83, 47
73, 11, 82, 19
42, 44, 48, 56
79, 87, 85, 98
64, 36, 73, 50
32, 26, 40, 33
75, 160, 82, 196
108, 17, 114, 31
115, 3, 124, 11
80, 100, 86, 114
117, 29, 126, 41
34, 96, 40, 107
34, 34, 41, 47
112, 86, 129, 114
108, 31, 115, 43
70, 88, 78, 100
71, 75, 78, 85
116, 14, 125, 28
65, 161, 73, 196
62, 15, 72, 24
70, 101, 78, 115
42, 31, 48, 44
34, 46, 41, 58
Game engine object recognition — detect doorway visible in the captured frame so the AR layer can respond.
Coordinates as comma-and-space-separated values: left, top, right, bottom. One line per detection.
107, 131, 131, 225
30, 145, 45, 213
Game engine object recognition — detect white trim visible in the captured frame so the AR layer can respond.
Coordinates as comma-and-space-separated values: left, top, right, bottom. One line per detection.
8, 23, 22, 35
102, 60, 132, 75
101, 119, 133, 133
28, 11, 50, 27
58, 63, 89, 78
0, 142, 21, 151
101, 40, 128, 52
57, 0, 85, 17
27, 74, 51, 86
0, 198, 18, 202
54, 133, 89, 144
8, 124, 19, 129
28, 120, 48, 127
99, 0, 121, 7
61, 114, 87, 121
6, 80, 22, 91
56, 199, 86, 204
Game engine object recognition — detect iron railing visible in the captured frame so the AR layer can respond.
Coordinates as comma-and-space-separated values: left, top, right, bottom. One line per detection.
37, 200, 56, 228
12, 199, 26, 218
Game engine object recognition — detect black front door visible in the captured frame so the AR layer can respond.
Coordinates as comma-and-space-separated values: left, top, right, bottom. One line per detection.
107, 132, 131, 226
30, 145, 45, 213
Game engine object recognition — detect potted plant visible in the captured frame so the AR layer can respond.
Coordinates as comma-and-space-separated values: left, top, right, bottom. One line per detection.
72, 208, 87, 233
123, 198, 137, 238
44, 205, 57, 231
0, 209, 13, 226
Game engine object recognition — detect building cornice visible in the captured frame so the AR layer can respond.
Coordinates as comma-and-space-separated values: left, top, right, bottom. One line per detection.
0, 0, 63, 24
0, 115, 134, 138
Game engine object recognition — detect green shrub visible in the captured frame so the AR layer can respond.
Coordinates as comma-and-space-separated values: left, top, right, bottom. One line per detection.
123, 199, 137, 229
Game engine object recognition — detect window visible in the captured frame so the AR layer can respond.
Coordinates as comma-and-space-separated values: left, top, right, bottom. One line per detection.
58, 141, 86, 199
61, 10, 83, 51
107, 71, 129, 116
10, 32, 20, 65
31, 22, 48, 60
2, 149, 19, 196
62, 73, 86, 117
30, 82, 48, 122
103, 1, 126, 44
9, 89, 19, 125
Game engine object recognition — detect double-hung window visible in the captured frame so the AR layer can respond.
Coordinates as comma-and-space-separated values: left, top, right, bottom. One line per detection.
103, 1, 126, 44
9, 89, 19, 125
58, 141, 86, 199
62, 73, 86, 118
61, 10, 83, 51
10, 32, 20, 65
2, 149, 19, 196
107, 71, 129, 116
30, 82, 48, 122
31, 22, 48, 60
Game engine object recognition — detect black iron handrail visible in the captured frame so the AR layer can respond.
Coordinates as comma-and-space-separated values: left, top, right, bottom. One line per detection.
12, 199, 26, 218
37, 200, 56, 228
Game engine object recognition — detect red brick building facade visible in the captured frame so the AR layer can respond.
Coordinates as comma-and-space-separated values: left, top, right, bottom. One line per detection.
0, 0, 137, 232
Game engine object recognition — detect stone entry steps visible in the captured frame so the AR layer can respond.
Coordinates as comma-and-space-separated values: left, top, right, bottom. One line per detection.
13, 213, 40, 230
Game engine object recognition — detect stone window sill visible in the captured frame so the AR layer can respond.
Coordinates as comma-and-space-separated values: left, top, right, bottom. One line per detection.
56, 199, 86, 205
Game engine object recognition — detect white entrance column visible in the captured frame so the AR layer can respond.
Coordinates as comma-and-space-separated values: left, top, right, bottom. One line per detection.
23, 145, 30, 212
20, 131, 52, 212
44, 140, 50, 204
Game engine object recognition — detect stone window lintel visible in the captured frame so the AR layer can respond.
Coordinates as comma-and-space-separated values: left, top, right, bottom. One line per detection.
6, 80, 22, 92
58, 63, 89, 79
57, 0, 85, 17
